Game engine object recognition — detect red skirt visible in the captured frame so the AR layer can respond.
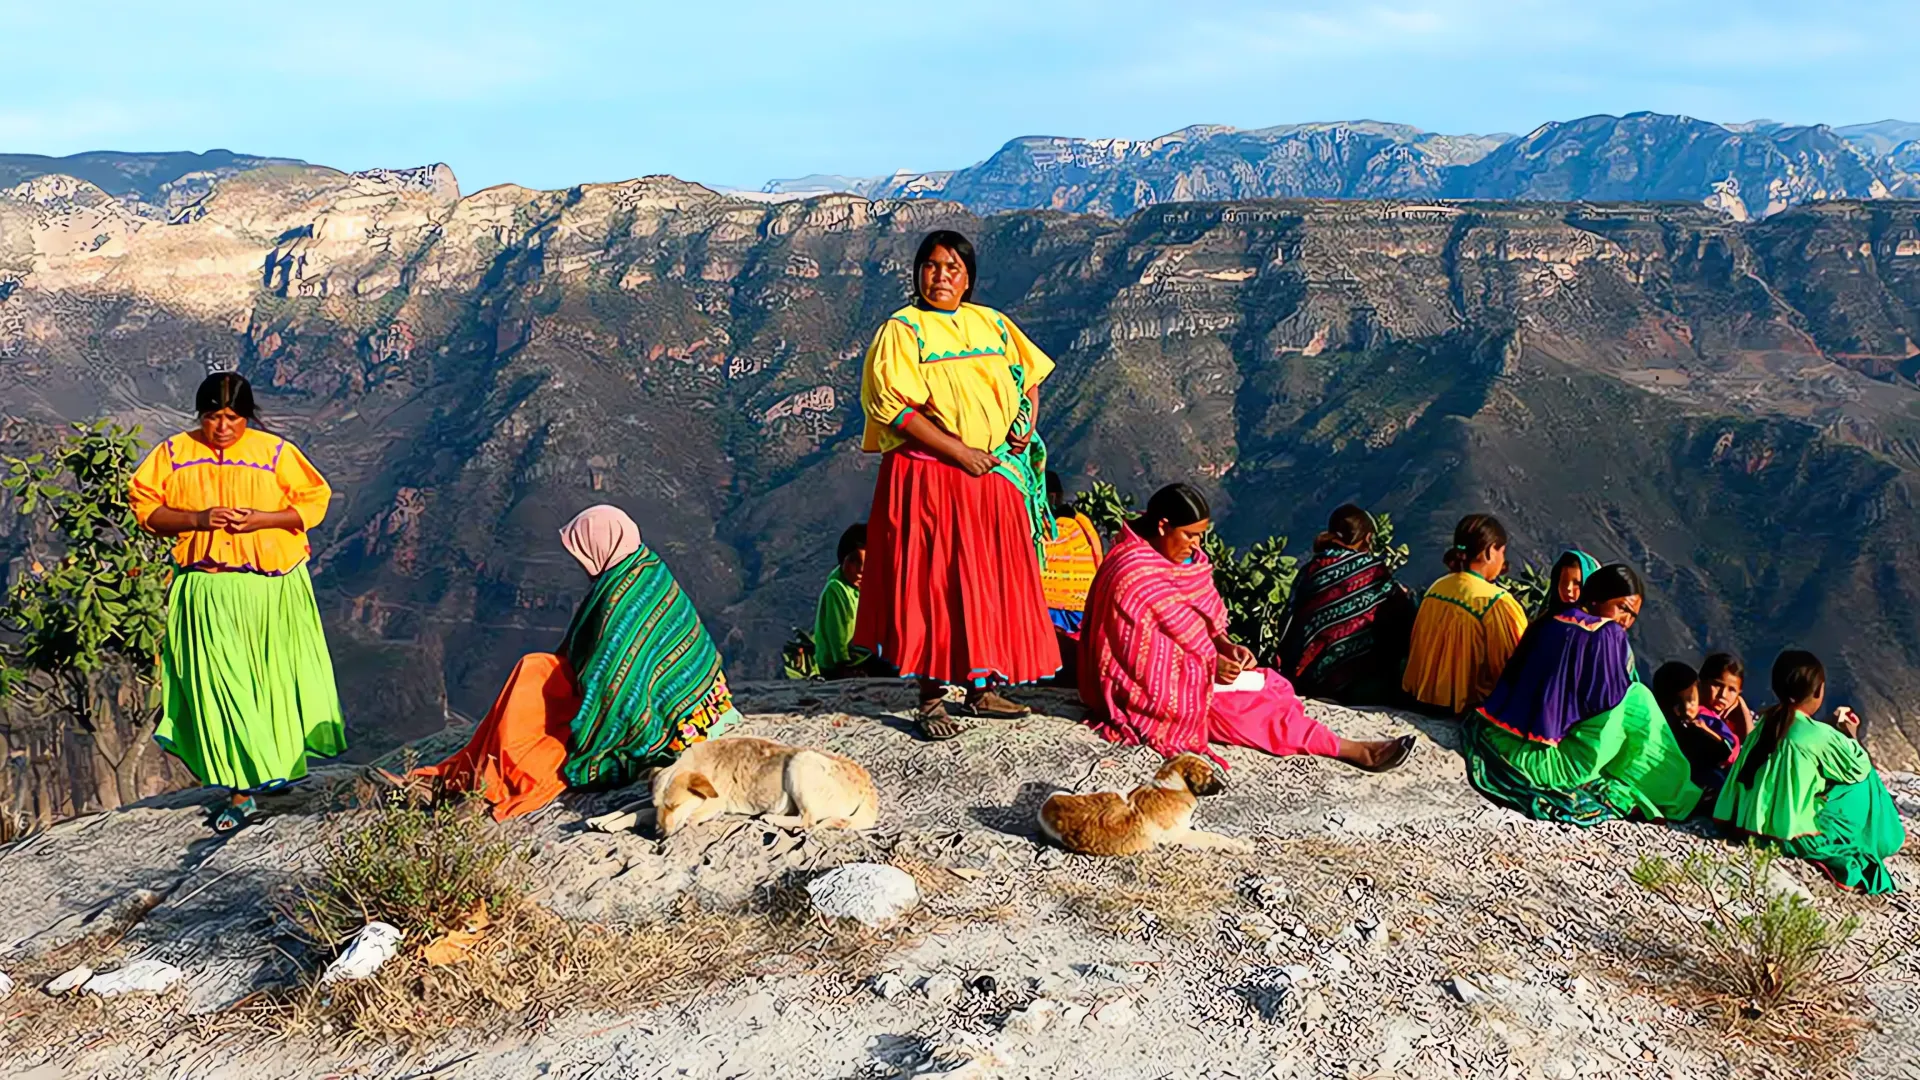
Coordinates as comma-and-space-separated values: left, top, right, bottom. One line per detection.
853, 449, 1061, 686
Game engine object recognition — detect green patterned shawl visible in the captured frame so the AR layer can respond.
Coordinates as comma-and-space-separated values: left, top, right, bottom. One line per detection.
990, 359, 1057, 567
560, 545, 734, 788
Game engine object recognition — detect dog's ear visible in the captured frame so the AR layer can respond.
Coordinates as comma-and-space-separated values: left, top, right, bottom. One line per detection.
686, 773, 719, 800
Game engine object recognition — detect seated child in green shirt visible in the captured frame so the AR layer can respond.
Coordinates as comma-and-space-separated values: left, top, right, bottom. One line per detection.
815, 523, 888, 679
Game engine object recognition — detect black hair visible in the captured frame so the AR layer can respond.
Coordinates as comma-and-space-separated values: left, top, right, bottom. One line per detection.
194, 372, 259, 422
1045, 471, 1068, 515
1651, 661, 1698, 720
1443, 513, 1508, 573
1737, 650, 1827, 788
1540, 550, 1594, 620
1141, 483, 1210, 533
1578, 564, 1644, 608
1548, 551, 1590, 590
1315, 503, 1376, 552
1698, 652, 1745, 686
912, 230, 977, 307
836, 523, 867, 565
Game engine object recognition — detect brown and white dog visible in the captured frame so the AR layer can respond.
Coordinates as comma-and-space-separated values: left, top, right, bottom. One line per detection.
1037, 754, 1254, 856
643, 735, 879, 836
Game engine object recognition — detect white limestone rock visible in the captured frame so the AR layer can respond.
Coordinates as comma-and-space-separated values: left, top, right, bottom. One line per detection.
83, 959, 184, 998
805, 863, 920, 927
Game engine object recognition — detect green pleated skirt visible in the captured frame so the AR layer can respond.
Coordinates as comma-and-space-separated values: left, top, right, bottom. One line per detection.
1463, 682, 1703, 825
1779, 771, 1906, 894
155, 564, 346, 790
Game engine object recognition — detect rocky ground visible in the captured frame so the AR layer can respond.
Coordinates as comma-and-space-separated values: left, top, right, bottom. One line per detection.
1, 680, 1916, 1079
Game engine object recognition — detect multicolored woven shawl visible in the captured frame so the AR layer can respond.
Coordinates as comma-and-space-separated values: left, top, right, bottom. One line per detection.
560, 545, 734, 788
1282, 547, 1397, 695
1079, 525, 1230, 764
989, 358, 1057, 566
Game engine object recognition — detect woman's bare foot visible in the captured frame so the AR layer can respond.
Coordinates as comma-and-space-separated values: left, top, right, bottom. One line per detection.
1333, 734, 1417, 772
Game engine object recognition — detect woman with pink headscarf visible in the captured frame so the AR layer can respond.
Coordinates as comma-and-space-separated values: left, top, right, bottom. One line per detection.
416, 505, 739, 819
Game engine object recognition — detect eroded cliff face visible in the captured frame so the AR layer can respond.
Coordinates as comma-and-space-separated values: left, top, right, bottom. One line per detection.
6, 166, 1920, 770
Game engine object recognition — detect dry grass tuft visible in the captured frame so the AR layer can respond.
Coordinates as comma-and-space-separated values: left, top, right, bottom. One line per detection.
270, 899, 776, 1044
1044, 848, 1252, 937
0, 936, 152, 1059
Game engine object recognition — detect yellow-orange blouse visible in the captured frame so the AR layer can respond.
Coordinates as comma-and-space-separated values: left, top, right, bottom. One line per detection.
129, 428, 331, 575
860, 302, 1056, 454
1401, 571, 1528, 714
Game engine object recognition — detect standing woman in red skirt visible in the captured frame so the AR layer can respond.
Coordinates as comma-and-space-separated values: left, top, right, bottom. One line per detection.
852, 230, 1063, 739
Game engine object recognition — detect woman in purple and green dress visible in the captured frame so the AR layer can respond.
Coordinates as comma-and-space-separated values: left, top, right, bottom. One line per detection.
1460, 564, 1701, 825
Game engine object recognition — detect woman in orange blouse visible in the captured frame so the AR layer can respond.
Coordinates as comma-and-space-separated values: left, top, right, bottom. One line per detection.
129, 373, 344, 832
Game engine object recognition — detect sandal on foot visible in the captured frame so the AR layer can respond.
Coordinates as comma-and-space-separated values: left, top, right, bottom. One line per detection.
955, 691, 1030, 720
210, 797, 259, 835
1358, 734, 1418, 774
915, 699, 966, 741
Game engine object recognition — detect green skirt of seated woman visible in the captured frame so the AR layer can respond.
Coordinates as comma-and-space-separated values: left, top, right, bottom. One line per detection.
1770, 772, 1906, 895
1463, 683, 1704, 826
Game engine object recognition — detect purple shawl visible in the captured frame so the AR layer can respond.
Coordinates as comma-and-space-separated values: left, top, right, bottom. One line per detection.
1479, 609, 1633, 745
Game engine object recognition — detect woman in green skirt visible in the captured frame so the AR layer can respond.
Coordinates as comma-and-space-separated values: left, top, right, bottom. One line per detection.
129, 373, 344, 832
1461, 564, 1702, 825
1715, 650, 1906, 894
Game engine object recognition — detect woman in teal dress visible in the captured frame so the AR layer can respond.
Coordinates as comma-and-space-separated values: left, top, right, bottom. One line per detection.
1461, 564, 1702, 825
1715, 650, 1905, 894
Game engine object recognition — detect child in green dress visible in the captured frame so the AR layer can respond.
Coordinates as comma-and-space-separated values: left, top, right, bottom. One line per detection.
1714, 650, 1906, 894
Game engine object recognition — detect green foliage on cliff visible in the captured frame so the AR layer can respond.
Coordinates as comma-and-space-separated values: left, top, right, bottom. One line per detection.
1, 421, 172, 696
1202, 532, 1298, 665
0, 421, 175, 806
1071, 481, 1136, 540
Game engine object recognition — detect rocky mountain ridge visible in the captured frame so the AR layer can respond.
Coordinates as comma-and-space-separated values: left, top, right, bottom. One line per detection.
7, 158, 1920, 822
765, 112, 1920, 220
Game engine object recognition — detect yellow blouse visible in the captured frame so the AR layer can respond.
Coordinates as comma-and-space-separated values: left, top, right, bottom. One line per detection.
860, 302, 1056, 454
129, 428, 332, 575
1402, 571, 1528, 714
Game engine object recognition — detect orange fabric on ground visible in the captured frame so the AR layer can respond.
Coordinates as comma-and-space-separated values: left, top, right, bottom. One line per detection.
414, 653, 581, 821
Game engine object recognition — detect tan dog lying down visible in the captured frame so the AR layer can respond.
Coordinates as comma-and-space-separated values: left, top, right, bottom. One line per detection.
1038, 754, 1253, 856
642, 735, 878, 836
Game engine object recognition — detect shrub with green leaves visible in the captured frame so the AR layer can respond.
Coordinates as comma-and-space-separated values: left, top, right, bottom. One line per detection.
1498, 561, 1552, 619
1632, 846, 1867, 1017
294, 789, 528, 945
1, 420, 175, 806
1202, 532, 1297, 666
1070, 481, 1136, 540
1368, 512, 1412, 575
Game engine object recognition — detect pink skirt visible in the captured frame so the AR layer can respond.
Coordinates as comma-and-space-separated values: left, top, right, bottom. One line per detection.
1207, 670, 1340, 759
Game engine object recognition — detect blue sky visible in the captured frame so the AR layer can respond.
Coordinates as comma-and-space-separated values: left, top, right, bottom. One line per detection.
3, 0, 1916, 193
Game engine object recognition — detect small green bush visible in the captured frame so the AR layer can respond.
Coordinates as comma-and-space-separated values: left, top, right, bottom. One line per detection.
1498, 561, 1552, 618
1203, 532, 1297, 665
1071, 480, 1135, 540
293, 788, 528, 945
1631, 846, 1864, 1017
1368, 512, 1412, 575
